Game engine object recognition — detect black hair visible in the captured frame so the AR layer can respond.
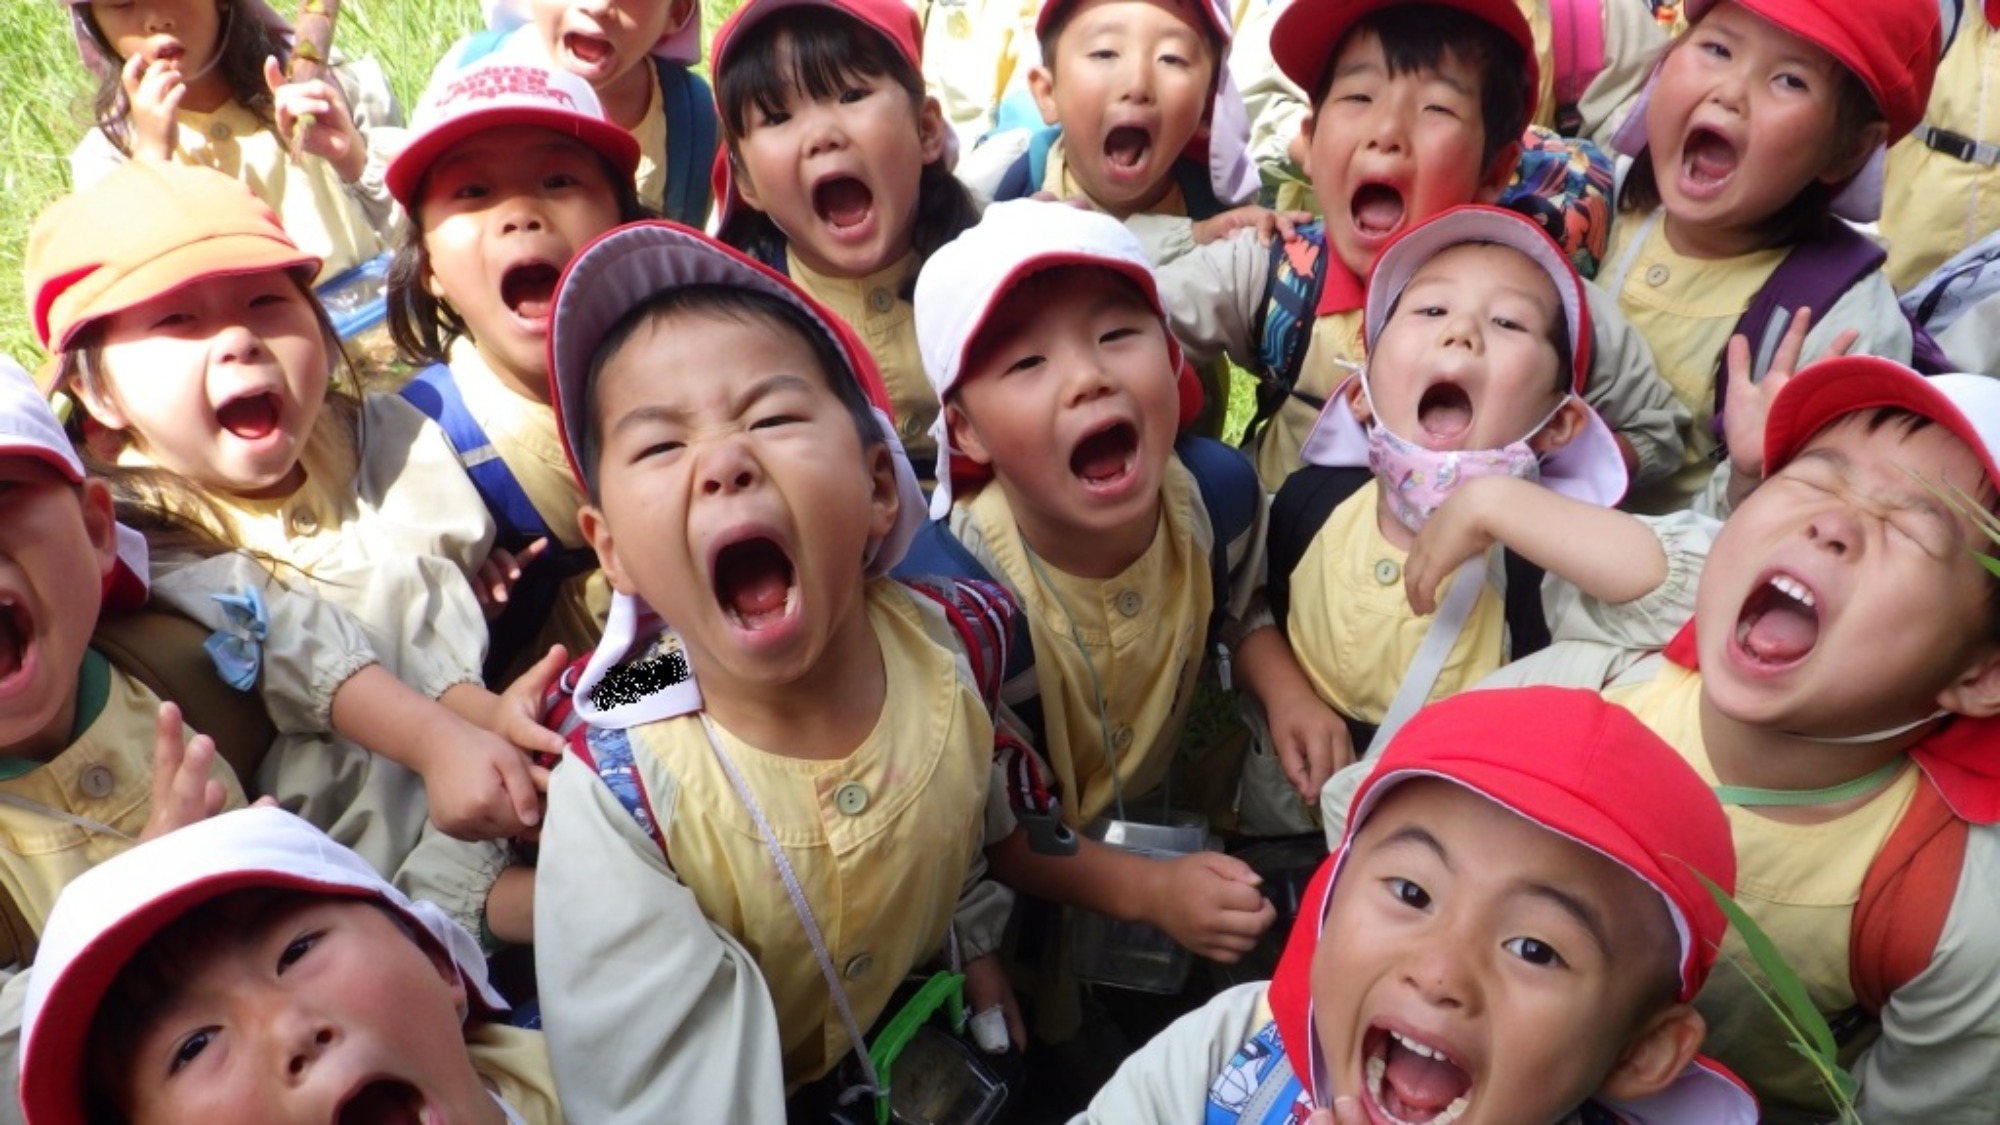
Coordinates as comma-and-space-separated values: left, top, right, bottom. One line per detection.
1310, 4, 1530, 173
386, 153, 657, 367
1035, 0, 1226, 82
76, 0, 294, 158
1380, 241, 1575, 395
713, 7, 979, 292
1615, 13, 1885, 249
577, 284, 882, 501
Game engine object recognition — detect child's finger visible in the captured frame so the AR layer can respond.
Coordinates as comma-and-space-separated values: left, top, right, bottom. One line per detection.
1825, 328, 1861, 359
1771, 306, 1815, 377
262, 54, 287, 96
514, 537, 552, 571
122, 50, 149, 96
501, 754, 544, 828
201, 777, 228, 820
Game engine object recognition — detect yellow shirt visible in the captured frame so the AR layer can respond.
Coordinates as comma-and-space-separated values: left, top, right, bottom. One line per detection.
0, 659, 245, 965
963, 460, 1210, 825
1286, 482, 1508, 725
786, 251, 938, 470
1603, 211, 1785, 511
631, 63, 670, 214
1252, 306, 1366, 492
628, 583, 990, 1086
1044, 135, 1190, 219
1610, 662, 1918, 1120
467, 1023, 564, 1125
1883, 16, 2000, 290
445, 340, 611, 663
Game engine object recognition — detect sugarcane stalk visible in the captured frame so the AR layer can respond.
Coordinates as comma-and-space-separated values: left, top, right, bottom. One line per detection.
287, 0, 340, 162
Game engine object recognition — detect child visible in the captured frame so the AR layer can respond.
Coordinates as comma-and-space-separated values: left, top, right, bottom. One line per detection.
709, 0, 984, 479
1075, 687, 1757, 1124
1236, 205, 1630, 825
1603, 0, 1940, 511
17, 808, 585, 1124
63, 0, 403, 285
962, 0, 1261, 228
1428, 355, 2000, 1120
1154, 0, 1689, 496
25, 161, 558, 943
386, 55, 653, 682
533, 220, 1015, 1105
911, 198, 1277, 964
430, 0, 718, 227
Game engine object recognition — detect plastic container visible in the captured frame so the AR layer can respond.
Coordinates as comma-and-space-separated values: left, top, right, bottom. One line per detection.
886, 1025, 1008, 1125
315, 252, 392, 341
1069, 810, 1210, 993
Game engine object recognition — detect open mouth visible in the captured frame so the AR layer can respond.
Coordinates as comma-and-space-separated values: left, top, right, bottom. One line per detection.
563, 32, 613, 66
1351, 183, 1406, 238
0, 596, 28, 688
1104, 125, 1153, 173
713, 537, 798, 631
1416, 382, 1473, 444
335, 1078, 431, 1125
812, 176, 875, 232
1364, 1027, 1472, 1125
501, 261, 561, 322
1070, 421, 1139, 486
1734, 572, 1819, 667
1681, 126, 1738, 188
217, 391, 283, 442
147, 37, 187, 66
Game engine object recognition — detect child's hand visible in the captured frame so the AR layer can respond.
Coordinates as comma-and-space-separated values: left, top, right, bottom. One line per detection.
1192, 205, 1315, 247
141, 702, 233, 842
1404, 477, 1518, 615
1149, 851, 1276, 961
1721, 308, 1859, 487
121, 48, 186, 163
263, 55, 366, 181
961, 953, 1025, 1053
416, 719, 551, 841
1269, 689, 1353, 801
474, 537, 551, 617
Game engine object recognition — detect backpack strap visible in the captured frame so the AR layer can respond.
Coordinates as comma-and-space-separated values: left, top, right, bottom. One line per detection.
92, 608, 278, 785
992, 126, 1065, 203
1501, 549, 1552, 660
1245, 221, 1331, 448
655, 61, 719, 227
568, 723, 670, 856
896, 576, 1018, 714
1204, 1019, 1310, 1125
1175, 435, 1261, 650
1265, 463, 1373, 629
1850, 772, 1966, 1017
1171, 156, 1229, 220
398, 364, 551, 543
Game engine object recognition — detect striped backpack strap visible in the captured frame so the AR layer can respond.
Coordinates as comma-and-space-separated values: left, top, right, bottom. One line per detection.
545, 653, 668, 854
1204, 1019, 1309, 1125
898, 576, 1017, 713
1245, 221, 1330, 448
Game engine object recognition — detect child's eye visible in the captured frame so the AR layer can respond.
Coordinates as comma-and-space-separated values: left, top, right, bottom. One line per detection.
543, 171, 581, 190
1002, 354, 1046, 376
1422, 103, 1459, 117
1413, 305, 1447, 318
1088, 48, 1119, 61
249, 291, 293, 309
169, 1029, 216, 1074
1386, 877, 1431, 910
1699, 39, 1731, 60
754, 107, 791, 128
150, 311, 195, 330
1492, 316, 1526, 332
1336, 91, 1372, 106
638, 439, 685, 460
1502, 936, 1566, 967
1775, 73, 1810, 93
838, 86, 871, 104
277, 932, 321, 971
749, 414, 802, 431
1100, 326, 1141, 345
1159, 51, 1191, 68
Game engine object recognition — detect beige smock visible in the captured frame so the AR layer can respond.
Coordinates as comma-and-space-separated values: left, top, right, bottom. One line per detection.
788, 251, 940, 470
69, 54, 403, 284
1882, 15, 2000, 291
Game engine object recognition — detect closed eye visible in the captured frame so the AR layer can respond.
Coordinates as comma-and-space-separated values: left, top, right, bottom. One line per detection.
749, 414, 802, 431
1002, 354, 1047, 376
639, 440, 685, 459
1100, 326, 1142, 345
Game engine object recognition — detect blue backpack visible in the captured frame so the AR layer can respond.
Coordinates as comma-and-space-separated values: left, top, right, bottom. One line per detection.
450, 29, 719, 227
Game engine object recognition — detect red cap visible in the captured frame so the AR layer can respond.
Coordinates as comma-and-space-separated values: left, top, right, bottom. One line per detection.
1764, 356, 2000, 485
712, 0, 923, 79
1270, 0, 1539, 121
1684, 0, 1939, 143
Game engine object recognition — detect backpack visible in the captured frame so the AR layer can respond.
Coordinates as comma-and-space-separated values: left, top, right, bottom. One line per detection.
990, 125, 1231, 219
1242, 127, 1614, 448
1263, 465, 1553, 753
399, 363, 601, 686
450, 30, 719, 227
1902, 224, 2000, 343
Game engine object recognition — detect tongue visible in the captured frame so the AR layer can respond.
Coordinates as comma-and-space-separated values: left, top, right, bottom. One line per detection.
1105, 126, 1150, 169
503, 267, 559, 321
818, 179, 873, 228
1742, 601, 1818, 664
1419, 391, 1472, 440
1687, 132, 1738, 182
1353, 186, 1405, 236
1384, 1039, 1469, 1117
1072, 429, 1130, 482
217, 395, 279, 440
719, 545, 793, 623
566, 33, 611, 64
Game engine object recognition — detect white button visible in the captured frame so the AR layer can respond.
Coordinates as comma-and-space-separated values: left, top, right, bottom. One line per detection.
834, 782, 869, 816
1374, 559, 1401, 586
900, 413, 923, 438
81, 765, 115, 799
1644, 264, 1670, 287
1114, 590, 1142, 617
208, 121, 233, 142
844, 952, 874, 981
288, 506, 320, 535
867, 288, 895, 315
1112, 725, 1134, 751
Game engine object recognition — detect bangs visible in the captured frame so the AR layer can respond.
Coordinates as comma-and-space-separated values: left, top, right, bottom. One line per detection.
718, 8, 920, 138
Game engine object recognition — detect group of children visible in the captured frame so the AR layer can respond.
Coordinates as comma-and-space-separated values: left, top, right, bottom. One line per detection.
6, 0, 2000, 1121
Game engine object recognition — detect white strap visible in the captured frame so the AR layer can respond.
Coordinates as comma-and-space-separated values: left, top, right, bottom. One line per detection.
0, 793, 133, 842
1371, 556, 1486, 752
698, 716, 884, 1102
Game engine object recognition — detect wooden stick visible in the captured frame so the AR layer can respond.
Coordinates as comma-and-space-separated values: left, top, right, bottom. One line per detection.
287, 0, 340, 162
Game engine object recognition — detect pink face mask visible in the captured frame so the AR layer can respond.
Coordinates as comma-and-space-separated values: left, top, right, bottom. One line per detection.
1362, 377, 1565, 533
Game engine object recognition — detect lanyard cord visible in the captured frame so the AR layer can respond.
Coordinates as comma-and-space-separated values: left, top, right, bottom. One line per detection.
0, 793, 132, 842
1021, 547, 1133, 823
1711, 754, 1909, 808
698, 715, 884, 1104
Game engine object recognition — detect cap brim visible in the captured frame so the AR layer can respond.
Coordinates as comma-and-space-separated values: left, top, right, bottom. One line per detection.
49, 237, 321, 353
386, 107, 641, 205
1765, 357, 2000, 486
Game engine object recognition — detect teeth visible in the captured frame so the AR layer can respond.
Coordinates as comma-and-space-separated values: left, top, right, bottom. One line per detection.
1366, 1033, 1473, 1125
1432, 1094, 1471, 1125
1391, 1030, 1447, 1061
1769, 574, 1816, 609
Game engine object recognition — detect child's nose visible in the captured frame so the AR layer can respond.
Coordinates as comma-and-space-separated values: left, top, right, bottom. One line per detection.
499, 205, 547, 236
212, 323, 268, 366
1399, 942, 1479, 1013
803, 110, 849, 159
697, 438, 763, 497
1804, 503, 1862, 559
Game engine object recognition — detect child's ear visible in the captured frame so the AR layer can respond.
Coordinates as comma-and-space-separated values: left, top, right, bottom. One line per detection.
73, 377, 129, 433
1027, 65, 1061, 127
1821, 121, 1890, 187
79, 477, 119, 582
666, 0, 697, 34
945, 401, 995, 467
423, 263, 449, 304
730, 150, 766, 212
917, 95, 949, 167
1294, 112, 1316, 181
1474, 136, 1524, 204
1528, 396, 1588, 455
1936, 645, 2000, 719
1343, 374, 1373, 426
1597, 1004, 1705, 1103
578, 504, 638, 596
864, 439, 900, 546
